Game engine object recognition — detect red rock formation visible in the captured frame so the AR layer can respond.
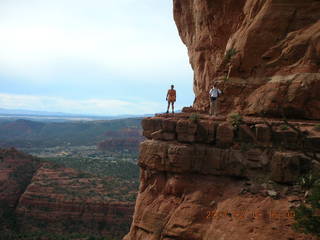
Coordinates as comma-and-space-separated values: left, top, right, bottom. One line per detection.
123, 114, 320, 240
0, 148, 135, 239
173, 0, 320, 119
15, 163, 135, 238
124, 2, 320, 238
0, 148, 41, 235
0, 148, 40, 208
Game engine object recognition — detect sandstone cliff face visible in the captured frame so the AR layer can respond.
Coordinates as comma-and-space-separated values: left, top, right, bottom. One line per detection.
123, 114, 320, 240
16, 163, 134, 238
0, 148, 135, 239
173, 0, 320, 119
0, 149, 40, 209
0, 149, 41, 235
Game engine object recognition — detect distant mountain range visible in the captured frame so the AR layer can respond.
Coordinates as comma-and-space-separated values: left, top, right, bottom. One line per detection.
0, 117, 143, 148
0, 108, 153, 121
0, 108, 78, 116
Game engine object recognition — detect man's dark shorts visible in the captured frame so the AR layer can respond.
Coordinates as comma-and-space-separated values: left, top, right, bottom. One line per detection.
210, 97, 217, 102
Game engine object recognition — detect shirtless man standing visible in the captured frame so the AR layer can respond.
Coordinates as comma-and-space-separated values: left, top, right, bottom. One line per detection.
166, 85, 176, 114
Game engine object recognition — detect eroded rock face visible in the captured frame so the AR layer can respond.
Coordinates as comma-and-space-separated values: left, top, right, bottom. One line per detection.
0, 148, 41, 235
0, 148, 40, 209
123, 114, 319, 240
173, 0, 320, 119
16, 163, 134, 238
0, 148, 134, 239
125, 172, 315, 240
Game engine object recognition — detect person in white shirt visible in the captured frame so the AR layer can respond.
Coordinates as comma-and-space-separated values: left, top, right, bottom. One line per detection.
209, 85, 222, 116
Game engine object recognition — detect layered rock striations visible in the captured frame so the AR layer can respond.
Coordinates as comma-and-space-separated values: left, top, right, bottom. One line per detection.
173, 0, 320, 119
123, 114, 320, 240
0, 148, 135, 239
16, 163, 134, 238
0, 148, 40, 209
0, 148, 41, 235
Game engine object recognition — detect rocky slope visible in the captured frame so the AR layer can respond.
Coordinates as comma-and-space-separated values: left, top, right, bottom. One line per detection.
0, 148, 135, 239
173, 0, 320, 119
123, 114, 320, 240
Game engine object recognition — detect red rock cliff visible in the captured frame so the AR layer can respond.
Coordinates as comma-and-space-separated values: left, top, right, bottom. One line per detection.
0, 148, 40, 209
173, 0, 320, 119
0, 149, 134, 239
16, 163, 134, 238
123, 114, 320, 240
123, 2, 320, 239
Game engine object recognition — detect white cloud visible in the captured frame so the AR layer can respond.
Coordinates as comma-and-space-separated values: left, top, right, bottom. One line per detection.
0, 0, 189, 82
0, 0, 194, 114
0, 93, 175, 115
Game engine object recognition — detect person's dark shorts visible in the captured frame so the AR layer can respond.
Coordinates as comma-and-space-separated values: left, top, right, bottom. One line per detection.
210, 97, 217, 102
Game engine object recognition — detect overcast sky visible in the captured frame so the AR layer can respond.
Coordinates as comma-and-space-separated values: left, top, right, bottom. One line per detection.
0, 0, 193, 115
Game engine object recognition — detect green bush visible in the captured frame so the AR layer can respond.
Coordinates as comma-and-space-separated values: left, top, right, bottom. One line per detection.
279, 124, 289, 131
224, 48, 238, 63
228, 112, 243, 129
293, 177, 320, 237
299, 174, 320, 190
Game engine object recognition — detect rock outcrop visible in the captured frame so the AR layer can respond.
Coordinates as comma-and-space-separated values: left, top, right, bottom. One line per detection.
173, 0, 320, 119
123, 113, 320, 240
0, 148, 41, 235
0, 148, 40, 209
0, 148, 135, 239
16, 163, 134, 238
